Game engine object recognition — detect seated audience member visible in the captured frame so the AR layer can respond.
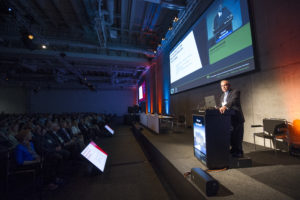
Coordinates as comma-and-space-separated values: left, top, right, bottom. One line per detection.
15, 129, 40, 165
57, 121, 81, 158
0, 123, 19, 149
71, 120, 85, 149
46, 122, 70, 160
0, 130, 15, 150
31, 125, 64, 190
71, 120, 81, 136
78, 118, 91, 143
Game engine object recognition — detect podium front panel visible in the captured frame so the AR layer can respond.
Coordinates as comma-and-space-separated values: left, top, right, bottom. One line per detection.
193, 109, 231, 169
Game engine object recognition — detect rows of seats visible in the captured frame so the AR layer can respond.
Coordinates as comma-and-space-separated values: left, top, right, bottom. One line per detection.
0, 112, 115, 196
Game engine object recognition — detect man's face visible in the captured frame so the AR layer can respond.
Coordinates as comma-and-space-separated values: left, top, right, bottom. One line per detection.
221, 81, 230, 92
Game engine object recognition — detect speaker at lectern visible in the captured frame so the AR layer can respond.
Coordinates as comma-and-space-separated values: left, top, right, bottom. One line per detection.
193, 109, 232, 169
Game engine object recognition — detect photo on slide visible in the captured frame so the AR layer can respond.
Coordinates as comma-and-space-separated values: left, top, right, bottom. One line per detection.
206, 0, 243, 47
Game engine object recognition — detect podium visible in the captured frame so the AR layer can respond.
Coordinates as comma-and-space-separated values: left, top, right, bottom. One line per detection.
193, 109, 233, 169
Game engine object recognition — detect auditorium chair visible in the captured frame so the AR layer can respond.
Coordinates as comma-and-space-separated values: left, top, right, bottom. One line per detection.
172, 114, 187, 133
251, 118, 288, 152
3, 149, 39, 197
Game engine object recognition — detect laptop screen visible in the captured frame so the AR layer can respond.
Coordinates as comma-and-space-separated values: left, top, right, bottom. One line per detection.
204, 95, 217, 108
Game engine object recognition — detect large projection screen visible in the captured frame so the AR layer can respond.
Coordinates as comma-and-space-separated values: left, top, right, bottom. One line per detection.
170, 0, 255, 94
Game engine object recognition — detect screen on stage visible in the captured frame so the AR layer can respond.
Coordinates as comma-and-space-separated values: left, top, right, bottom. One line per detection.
170, 0, 255, 94
193, 115, 207, 164
81, 141, 108, 172
138, 81, 146, 102
104, 125, 114, 135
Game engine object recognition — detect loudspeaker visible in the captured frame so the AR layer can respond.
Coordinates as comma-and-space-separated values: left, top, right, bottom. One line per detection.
191, 168, 219, 196
229, 156, 252, 168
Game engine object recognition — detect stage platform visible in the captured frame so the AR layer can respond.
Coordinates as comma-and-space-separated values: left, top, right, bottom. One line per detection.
133, 123, 300, 200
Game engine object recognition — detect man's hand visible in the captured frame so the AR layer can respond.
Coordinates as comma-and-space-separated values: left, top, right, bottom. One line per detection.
219, 106, 227, 114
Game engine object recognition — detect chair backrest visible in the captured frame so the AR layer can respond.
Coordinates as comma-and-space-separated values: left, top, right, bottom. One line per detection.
178, 115, 185, 123
289, 120, 300, 145
263, 118, 287, 136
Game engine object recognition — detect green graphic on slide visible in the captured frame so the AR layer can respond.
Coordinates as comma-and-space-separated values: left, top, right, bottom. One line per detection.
209, 23, 252, 65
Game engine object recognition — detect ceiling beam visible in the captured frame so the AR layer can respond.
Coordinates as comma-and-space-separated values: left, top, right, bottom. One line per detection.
0, 47, 149, 66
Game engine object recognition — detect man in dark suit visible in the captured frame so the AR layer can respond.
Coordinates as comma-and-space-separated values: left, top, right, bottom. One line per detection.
219, 80, 245, 157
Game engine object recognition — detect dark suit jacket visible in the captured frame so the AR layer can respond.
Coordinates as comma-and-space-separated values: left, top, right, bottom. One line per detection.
57, 128, 72, 143
220, 89, 245, 123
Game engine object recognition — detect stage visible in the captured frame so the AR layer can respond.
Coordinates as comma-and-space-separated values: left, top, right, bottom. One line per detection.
133, 123, 300, 200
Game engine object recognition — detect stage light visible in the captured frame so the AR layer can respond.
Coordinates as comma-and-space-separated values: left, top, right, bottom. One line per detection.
162, 37, 165, 41
168, 26, 173, 31
8, 8, 12, 12
41, 44, 47, 49
158, 43, 161, 47
154, 50, 157, 54
173, 16, 179, 22
28, 34, 34, 40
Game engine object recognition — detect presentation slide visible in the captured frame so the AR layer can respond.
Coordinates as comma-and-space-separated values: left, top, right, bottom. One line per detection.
170, 31, 203, 83
81, 141, 108, 172
170, 0, 255, 94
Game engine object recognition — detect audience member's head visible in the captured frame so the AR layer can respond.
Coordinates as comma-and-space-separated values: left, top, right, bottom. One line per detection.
16, 129, 32, 144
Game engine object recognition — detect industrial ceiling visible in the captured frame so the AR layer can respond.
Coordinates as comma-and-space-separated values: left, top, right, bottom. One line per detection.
0, 0, 201, 90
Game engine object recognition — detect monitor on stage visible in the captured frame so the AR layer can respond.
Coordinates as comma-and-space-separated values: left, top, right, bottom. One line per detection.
81, 141, 108, 172
193, 115, 207, 165
104, 125, 114, 135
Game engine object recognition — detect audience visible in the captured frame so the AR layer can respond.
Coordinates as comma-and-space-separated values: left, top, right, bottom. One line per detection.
0, 112, 115, 192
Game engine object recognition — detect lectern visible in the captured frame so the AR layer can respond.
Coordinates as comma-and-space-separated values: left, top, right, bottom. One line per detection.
193, 109, 233, 169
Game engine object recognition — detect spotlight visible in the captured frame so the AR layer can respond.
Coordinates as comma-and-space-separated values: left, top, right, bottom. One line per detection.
162, 37, 165, 41
154, 50, 157, 54
28, 34, 34, 40
8, 7, 12, 12
168, 26, 173, 31
173, 16, 179, 22
41, 44, 47, 49
158, 43, 161, 47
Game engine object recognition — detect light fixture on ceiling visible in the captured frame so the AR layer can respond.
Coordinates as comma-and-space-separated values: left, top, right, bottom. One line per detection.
168, 26, 173, 31
173, 16, 179, 22
8, 7, 12, 12
154, 50, 157, 54
41, 44, 47, 49
162, 37, 165, 41
27, 34, 34, 40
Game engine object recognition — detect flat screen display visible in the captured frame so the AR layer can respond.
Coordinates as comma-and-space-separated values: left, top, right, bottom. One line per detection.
138, 81, 146, 102
81, 141, 108, 172
170, 0, 255, 94
193, 115, 207, 164
104, 125, 114, 135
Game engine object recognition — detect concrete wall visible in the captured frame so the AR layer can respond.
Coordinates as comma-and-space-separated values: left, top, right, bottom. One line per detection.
29, 88, 136, 116
168, 0, 300, 146
0, 87, 28, 113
